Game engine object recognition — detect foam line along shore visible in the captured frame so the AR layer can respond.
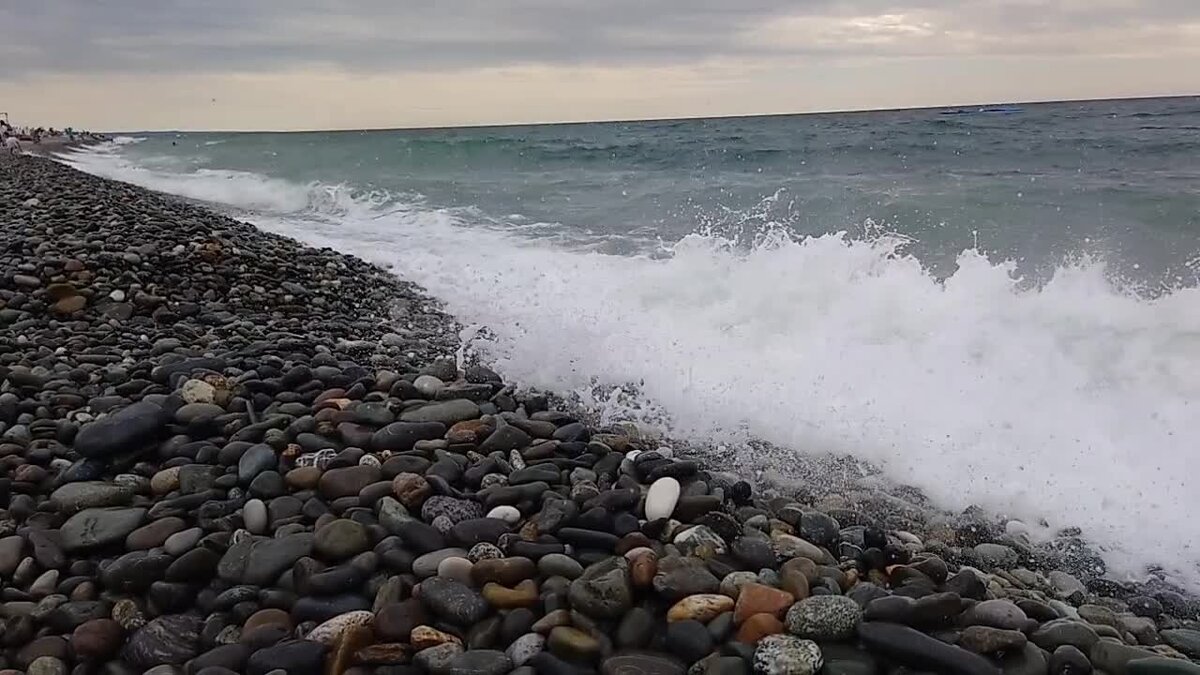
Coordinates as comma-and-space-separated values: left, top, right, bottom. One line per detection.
2, 154, 1199, 675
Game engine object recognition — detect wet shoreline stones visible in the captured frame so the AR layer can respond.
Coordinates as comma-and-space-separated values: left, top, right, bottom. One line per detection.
3, 155, 1200, 675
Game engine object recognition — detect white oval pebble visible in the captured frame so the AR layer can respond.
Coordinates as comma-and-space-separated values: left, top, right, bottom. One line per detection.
486, 505, 521, 524
109, 289, 126, 302
243, 499, 268, 534
506, 633, 545, 666
437, 556, 474, 583
644, 477, 681, 521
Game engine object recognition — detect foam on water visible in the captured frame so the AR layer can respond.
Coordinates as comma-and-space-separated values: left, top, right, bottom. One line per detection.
63, 143, 1200, 588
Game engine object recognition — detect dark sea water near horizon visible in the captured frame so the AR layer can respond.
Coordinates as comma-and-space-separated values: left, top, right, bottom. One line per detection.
61, 96, 1200, 588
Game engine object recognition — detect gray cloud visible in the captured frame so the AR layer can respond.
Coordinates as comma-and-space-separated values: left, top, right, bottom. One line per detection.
3, 0, 1199, 76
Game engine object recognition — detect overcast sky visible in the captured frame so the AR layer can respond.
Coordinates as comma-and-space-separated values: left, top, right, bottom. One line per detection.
2, 1, 1198, 131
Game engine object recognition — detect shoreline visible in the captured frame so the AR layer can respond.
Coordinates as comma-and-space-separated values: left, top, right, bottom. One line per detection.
2, 153, 1198, 675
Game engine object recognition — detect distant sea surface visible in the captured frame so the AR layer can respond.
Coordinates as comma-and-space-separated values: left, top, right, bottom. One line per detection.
64, 97, 1200, 587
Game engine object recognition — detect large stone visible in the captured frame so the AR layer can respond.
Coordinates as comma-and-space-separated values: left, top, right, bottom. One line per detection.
218, 533, 314, 585
1162, 629, 1200, 659
653, 556, 719, 601
420, 577, 489, 626
74, 401, 169, 458
59, 508, 146, 551
314, 519, 370, 560
123, 614, 202, 667
49, 482, 134, 512
319, 465, 382, 499
785, 595, 861, 640
1127, 658, 1200, 675
246, 640, 328, 675
856, 622, 1000, 675
569, 556, 634, 619
752, 634, 824, 675
372, 421, 448, 451
602, 653, 686, 675
1090, 641, 1160, 675
400, 399, 481, 425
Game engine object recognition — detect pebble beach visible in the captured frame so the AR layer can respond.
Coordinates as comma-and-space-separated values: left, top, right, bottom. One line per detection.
3, 153, 1200, 675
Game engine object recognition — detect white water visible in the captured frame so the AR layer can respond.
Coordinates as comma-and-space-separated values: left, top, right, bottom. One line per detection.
64, 143, 1200, 588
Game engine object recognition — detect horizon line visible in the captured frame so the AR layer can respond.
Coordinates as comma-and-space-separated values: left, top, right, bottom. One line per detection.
115, 92, 1198, 135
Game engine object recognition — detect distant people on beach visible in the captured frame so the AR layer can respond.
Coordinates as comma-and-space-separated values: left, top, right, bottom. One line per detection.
3, 132, 23, 155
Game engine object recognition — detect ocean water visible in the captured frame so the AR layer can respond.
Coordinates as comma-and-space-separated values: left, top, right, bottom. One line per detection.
62, 97, 1200, 588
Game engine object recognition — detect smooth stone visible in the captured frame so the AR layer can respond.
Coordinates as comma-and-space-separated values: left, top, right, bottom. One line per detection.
958, 626, 1028, 654
243, 499, 268, 534
602, 653, 686, 675
735, 584, 795, 623
1090, 641, 1160, 675
400, 400, 481, 425
447, 649, 513, 675
1049, 645, 1093, 675
49, 482, 134, 511
752, 634, 824, 675
665, 620, 714, 664
1126, 658, 1200, 675
59, 508, 146, 551
785, 595, 861, 641
487, 505, 522, 524
419, 577, 489, 626
549, 626, 602, 661
668, 594, 735, 624
414, 549, 470, 578
961, 599, 1029, 631
856, 622, 999, 675
645, 478, 681, 521
314, 519, 370, 560
1162, 629, 1200, 659
539, 554, 584, 580
163, 527, 204, 556
507, 633, 546, 667
1031, 620, 1101, 653
218, 533, 314, 585
73, 401, 169, 458
246, 640, 328, 675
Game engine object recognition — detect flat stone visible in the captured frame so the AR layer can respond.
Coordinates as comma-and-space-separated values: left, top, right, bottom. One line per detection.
400, 400, 481, 425
49, 482, 134, 511
419, 577, 489, 626
856, 622, 999, 675
59, 508, 147, 551
74, 401, 169, 458
123, 614, 202, 667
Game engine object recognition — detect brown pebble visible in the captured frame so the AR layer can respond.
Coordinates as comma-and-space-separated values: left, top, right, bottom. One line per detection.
735, 613, 785, 643
667, 594, 735, 623
391, 473, 432, 509
482, 579, 539, 609
733, 583, 794, 624
328, 623, 373, 675
71, 619, 123, 660
243, 608, 292, 634
411, 625, 461, 649
354, 643, 411, 665
626, 548, 657, 588
780, 558, 815, 599
286, 466, 322, 490
471, 557, 537, 586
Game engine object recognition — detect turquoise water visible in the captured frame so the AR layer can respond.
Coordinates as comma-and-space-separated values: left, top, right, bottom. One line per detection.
113, 96, 1200, 286
65, 97, 1200, 588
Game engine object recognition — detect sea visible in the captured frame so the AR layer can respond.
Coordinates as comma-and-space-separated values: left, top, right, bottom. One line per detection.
61, 96, 1200, 589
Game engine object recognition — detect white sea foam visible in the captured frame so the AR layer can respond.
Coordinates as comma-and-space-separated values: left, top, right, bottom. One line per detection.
63, 143, 1200, 588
